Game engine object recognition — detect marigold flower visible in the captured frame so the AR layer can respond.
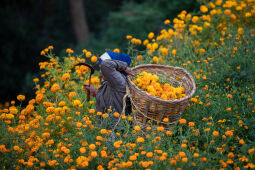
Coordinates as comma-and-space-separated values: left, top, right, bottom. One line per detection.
148, 32, 154, 39
179, 119, 187, 124
113, 48, 120, 53
239, 139, 245, 145
136, 137, 145, 143
86, 51, 92, 58
126, 35, 132, 39
114, 112, 120, 117
200, 157, 207, 162
17, 95, 25, 101
182, 157, 188, 162
51, 83, 60, 93
200, 5, 208, 13
129, 155, 137, 161
179, 151, 186, 157
193, 153, 199, 157
225, 130, 233, 137
224, 9, 231, 16
91, 151, 98, 158
62, 73, 70, 82
171, 49, 177, 56
134, 125, 141, 132
212, 131, 219, 137
188, 122, 195, 127
89, 144, 96, 150
164, 19, 170, 24
91, 56, 98, 63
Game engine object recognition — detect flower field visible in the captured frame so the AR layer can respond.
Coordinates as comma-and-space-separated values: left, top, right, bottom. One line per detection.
1, 0, 255, 169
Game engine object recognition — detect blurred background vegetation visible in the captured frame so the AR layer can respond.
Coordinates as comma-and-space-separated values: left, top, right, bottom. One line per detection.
0, 0, 199, 104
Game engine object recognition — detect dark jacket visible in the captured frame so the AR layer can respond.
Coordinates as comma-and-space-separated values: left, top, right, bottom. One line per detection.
96, 59, 131, 114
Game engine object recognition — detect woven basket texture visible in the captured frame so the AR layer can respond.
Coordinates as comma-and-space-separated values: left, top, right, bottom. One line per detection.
127, 64, 196, 129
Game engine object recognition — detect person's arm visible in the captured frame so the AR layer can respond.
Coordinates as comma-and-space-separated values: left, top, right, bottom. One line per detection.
100, 59, 128, 89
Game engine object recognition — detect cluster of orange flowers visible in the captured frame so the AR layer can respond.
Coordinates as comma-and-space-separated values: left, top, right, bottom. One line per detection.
132, 71, 187, 100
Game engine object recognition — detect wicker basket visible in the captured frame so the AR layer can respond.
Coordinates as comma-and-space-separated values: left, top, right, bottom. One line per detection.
127, 64, 196, 130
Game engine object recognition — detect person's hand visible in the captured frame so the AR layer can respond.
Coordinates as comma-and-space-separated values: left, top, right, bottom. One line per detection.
125, 67, 134, 77
83, 84, 97, 97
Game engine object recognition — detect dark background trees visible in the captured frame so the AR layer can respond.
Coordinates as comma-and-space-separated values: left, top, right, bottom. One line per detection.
0, 0, 198, 104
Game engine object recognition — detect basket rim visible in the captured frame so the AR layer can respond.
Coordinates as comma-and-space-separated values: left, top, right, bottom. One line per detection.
127, 64, 196, 104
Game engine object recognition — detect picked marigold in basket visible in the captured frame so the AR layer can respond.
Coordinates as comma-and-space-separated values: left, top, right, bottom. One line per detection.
132, 71, 187, 100
126, 64, 196, 131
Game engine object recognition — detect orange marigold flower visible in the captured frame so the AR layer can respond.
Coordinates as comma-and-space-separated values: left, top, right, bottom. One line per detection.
157, 126, 164, 132
17, 95, 25, 101
136, 137, 145, 143
51, 83, 60, 93
179, 119, 187, 124
80, 147, 86, 154
91, 56, 98, 63
134, 126, 141, 132
212, 131, 219, 137
193, 153, 199, 157
179, 151, 186, 157
239, 139, 245, 145
225, 130, 233, 137
89, 144, 96, 150
90, 151, 98, 158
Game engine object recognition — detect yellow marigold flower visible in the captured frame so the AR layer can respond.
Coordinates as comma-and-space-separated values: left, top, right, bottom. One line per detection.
76, 122, 83, 128
166, 131, 172, 136
134, 126, 141, 132
62, 73, 70, 82
163, 118, 169, 123
113, 48, 120, 53
152, 56, 159, 63
17, 95, 25, 101
46, 107, 55, 113
126, 35, 132, 39
129, 155, 137, 161
91, 151, 98, 158
89, 109, 95, 114
148, 32, 154, 39
146, 152, 153, 158
136, 137, 145, 143
40, 50, 46, 55
237, 28, 244, 35
171, 49, 177, 56
91, 56, 98, 63
200, 5, 208, 13
84, 51, 91, 58
66, 48, 74, 54
89, 144, 96, 150
157, 126, 164, 132
192, 16, 199, 23
102, 113, 109, 118
215, 0, 222, 6
51, 83, 60, 93
100, 129, 107, 135
164, 19, 170, 24
224, 9, 231, 16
